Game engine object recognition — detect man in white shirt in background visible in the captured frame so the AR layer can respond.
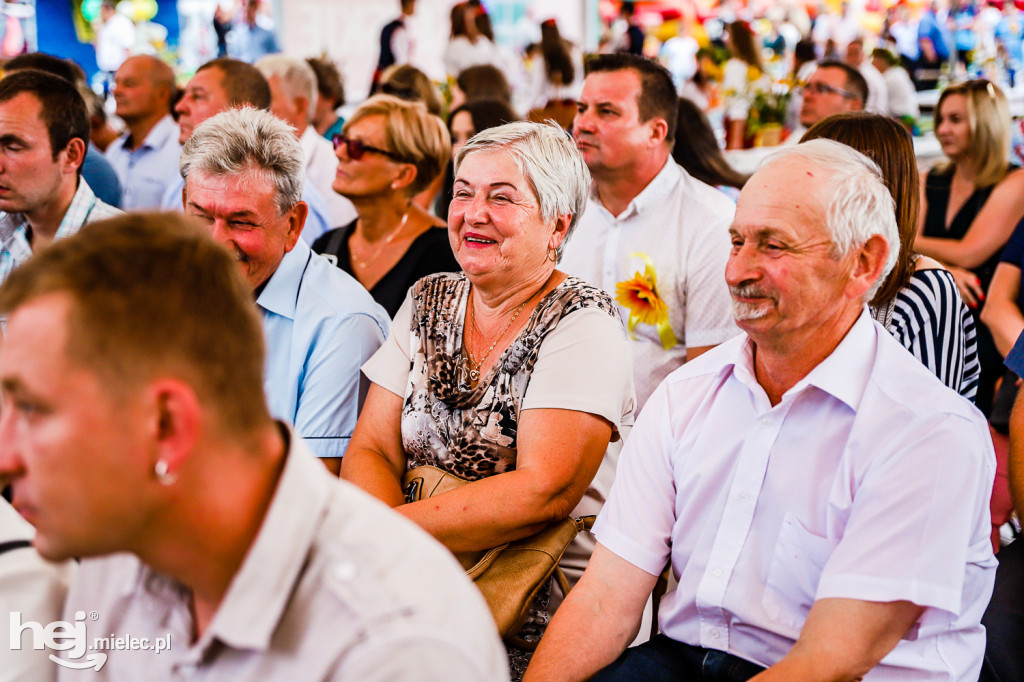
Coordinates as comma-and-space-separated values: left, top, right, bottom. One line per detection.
526, 141, 996, 682
562, 52, 736, 412
257, 55, 357, 234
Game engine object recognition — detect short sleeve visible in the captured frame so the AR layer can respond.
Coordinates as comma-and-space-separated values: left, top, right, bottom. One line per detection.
295, 312, 386, 459
999, 216, 1024, 266
521, 307, 635, 438
362, 292, 414, 398
592, 380, 679, 577
1005, 329, 1024, 378
815, 411, 996, 615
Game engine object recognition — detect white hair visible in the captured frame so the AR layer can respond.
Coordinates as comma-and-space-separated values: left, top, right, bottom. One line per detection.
760, 139, 899, 299
179, 107, 305, 214
255, 54, 318, 114
454, 120, 590, 261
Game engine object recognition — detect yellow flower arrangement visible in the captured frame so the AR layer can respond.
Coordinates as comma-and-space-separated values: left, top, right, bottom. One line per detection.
615, 253, 678, 350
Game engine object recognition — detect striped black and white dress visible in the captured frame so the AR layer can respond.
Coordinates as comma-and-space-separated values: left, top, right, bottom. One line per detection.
873, 268, 980, 402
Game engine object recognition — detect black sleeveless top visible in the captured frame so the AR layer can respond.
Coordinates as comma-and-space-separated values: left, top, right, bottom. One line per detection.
312, 220, 461, 319
922, 164, 1017, 292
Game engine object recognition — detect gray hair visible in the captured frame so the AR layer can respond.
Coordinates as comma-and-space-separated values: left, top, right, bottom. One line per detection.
454, 120, 590, 261
760, 139, 899, 300
179, 107, 305, 214
255, 54, 318, 114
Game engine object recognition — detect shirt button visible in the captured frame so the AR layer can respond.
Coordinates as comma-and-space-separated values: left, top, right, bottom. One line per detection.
739, 491, 750, 501
709, 628, 720, 639
760, 418, 771, 426
177, 664, 197, 678
712, 567, 723, 577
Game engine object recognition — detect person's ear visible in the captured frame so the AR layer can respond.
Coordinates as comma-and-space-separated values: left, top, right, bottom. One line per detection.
390, 163, 418, 192
283, 201, 308, 251
846, 234, 889, 301
60, 138, 87, 175
147, 379, 203, 486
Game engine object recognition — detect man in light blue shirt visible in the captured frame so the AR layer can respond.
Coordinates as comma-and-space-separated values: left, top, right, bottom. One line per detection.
105, 55, 181, 209
179, 106, 389, 473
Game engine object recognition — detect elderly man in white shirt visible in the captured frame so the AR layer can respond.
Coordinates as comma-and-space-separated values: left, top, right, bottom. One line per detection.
526, 140, 996, 682
256, 55, 356, 231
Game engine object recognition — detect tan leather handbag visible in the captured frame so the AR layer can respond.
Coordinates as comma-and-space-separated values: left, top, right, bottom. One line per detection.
402, 465, 593, 647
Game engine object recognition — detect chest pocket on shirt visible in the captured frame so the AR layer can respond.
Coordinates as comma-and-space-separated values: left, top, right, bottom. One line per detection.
762, 511, 838, 635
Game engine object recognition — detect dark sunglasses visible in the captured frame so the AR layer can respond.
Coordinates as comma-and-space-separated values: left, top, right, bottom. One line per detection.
332, 134, 402, 161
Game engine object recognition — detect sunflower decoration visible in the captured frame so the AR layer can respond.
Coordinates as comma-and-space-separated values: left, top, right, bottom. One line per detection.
615, 252, 678, 350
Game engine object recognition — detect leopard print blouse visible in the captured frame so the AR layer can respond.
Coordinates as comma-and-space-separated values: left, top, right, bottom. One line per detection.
400, 272, 619, 678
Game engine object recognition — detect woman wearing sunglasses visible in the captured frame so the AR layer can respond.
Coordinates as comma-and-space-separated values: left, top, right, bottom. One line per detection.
915, 79, 1024, 415
313, 94, 460, 318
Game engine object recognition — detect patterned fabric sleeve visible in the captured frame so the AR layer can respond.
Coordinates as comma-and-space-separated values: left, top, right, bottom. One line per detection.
887, 268, 980, 402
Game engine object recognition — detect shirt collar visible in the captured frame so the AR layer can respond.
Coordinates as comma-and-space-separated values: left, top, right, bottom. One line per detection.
727, 309, 877, 412
591, 157, 680, 220
202, 426, 333, 650
256, 239, 311, 321
123, 114, 178, 151
0, 178, 96, 245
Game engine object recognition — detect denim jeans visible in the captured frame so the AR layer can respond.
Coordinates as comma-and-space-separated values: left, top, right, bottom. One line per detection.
592, 635, 766, 682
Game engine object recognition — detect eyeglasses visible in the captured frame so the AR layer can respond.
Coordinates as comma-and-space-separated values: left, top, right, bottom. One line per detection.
801, 81, 859, 99
332, 134, 402, 161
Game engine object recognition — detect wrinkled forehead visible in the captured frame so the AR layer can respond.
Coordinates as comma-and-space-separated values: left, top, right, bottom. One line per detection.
734, 158, 830, 234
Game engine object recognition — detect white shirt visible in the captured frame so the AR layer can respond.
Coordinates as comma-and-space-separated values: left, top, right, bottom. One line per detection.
595, 312, 997, 680
1, 501, 72, 682
884, 66, 921, 119
61, 431, 509, 681
443, 36, 507, 78
300, 126, 356, 230
95, 12, 135, 72
858, 61, 890, 115
560, 159, 738, 411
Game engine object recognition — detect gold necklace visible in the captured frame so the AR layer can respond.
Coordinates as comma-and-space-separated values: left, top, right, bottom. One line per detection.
351, 208, 410, 270
462, 288, 541, 383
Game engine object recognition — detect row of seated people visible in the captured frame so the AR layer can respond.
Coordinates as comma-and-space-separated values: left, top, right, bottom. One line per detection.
0, 50, 1020, 680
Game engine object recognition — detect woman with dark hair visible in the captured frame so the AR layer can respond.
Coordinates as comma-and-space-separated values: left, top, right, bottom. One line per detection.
803, 112, 980, 401
524, 19, 583, 123
722, 20, 766, 149
444, 1, 506, 79
379, 63, 444, 117
671, 97, 747, 198
437, 98, 519, 218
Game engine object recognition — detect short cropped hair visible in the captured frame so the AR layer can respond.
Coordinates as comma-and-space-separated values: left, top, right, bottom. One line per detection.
5, 53, 82, 84
0, 70, 89, 161
0, 212, 270, 434
256, 54, 318, 112
935, 79, 1011, 188
584, 53, 679, 144
762, 139, 899, 300
306, 56, 345, 108
816, 60, 869, 104
179, 107, 304, 214
455, 120, 590, 261
344, 94, 451, 195
196, 58, 271, 110
802, 112, 918, 308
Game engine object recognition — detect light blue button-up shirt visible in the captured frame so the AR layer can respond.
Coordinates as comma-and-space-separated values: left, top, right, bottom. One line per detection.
105, 114, 182, 210
259, 238, 390, 458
